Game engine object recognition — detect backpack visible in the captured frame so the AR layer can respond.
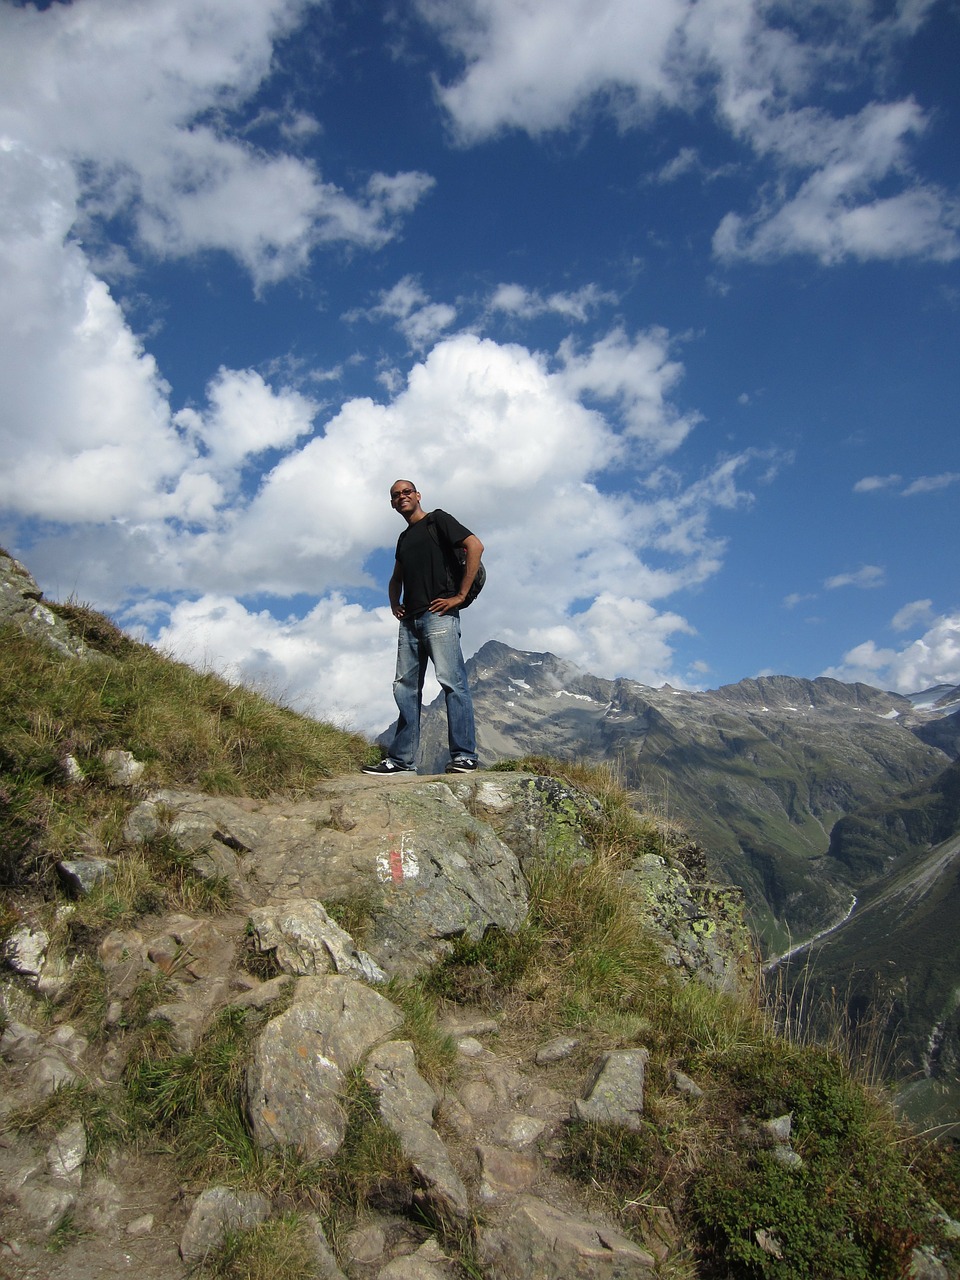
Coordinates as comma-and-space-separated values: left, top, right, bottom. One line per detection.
426, 511, 486, 608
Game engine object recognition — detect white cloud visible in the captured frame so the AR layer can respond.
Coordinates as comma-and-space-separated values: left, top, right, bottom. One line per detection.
0, 0, 433, 290
854, 474, 903, 493
350, 276, 458, 350
902, 472, 960, 496
174, 369, 317, 478
783, 592, 817, 610
518, 594, 695, 686
555, 326, 701, 455
853, 471, 960, 497
422, 0, 689, 140
419, 0, 959, 265
488, 282, 616, 322
653, 147, 700, 183
155, 593, 401, 735
0, 0, 437, 529
824, 565, 886, 591
891, 599, 934, 633
650, 147, 736, 185
822, 613, 960, 694
713, 102, 960, 265
21, 322, 768, 730
0, 144, 191, 522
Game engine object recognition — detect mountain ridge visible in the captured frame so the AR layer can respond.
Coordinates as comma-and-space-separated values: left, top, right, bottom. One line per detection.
411, 638, 960, 1107
413, 639, 954, 944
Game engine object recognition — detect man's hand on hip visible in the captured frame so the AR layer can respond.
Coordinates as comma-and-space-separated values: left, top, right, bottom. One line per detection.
429, 595, 462, 615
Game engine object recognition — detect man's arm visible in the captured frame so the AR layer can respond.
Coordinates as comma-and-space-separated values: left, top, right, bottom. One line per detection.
429, 533, 484, 614
389, 559, 405, 619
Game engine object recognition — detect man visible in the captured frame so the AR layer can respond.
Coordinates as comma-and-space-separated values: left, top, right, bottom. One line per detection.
363, 480, 483, 776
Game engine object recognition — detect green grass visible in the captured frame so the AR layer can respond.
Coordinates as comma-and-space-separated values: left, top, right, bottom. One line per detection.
322, 1068, 410, 1223
45, 1210, 90, 1254
382, 975, 459, 1088
0, 618, 373, 888
9, 1081, 128, 1163
320, 884, 383, 948
195, 1213, 321, 1280
125, 1005, 266, 1186
688, 1042, 935, 1279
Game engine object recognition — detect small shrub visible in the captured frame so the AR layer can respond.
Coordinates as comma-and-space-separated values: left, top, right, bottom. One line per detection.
561, 1118, 674, 1232
55, 954, 110, 1040
0, 773, 48, 888
125, 1005, 257, 1182
141, 832, 234, 914
688, 1042, 927, 1279
46, 1210, 90, 1254
48, 601, 142, 661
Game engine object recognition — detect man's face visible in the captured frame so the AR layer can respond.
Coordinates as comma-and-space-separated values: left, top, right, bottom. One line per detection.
389, 482, 420, 516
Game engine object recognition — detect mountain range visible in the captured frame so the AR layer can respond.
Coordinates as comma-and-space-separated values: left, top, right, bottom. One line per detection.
405, 639, 960, 1108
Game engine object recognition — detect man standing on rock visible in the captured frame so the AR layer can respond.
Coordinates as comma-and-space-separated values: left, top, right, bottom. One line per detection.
362, 480, 483, 776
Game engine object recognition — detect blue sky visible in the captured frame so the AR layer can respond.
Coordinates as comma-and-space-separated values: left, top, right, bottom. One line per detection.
1, 0, 958, 735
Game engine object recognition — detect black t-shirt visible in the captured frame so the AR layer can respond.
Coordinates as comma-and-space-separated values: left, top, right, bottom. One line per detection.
395, 509, 473, 617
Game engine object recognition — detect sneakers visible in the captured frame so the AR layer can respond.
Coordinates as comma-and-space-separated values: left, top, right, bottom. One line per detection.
445, 758, 479, 773
361, 759, 415, 776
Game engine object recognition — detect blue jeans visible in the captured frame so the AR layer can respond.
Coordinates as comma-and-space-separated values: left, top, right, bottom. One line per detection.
387, 611, 477, 769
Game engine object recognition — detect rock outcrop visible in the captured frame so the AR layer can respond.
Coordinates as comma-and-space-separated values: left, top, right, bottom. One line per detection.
0, 766, 751, 1280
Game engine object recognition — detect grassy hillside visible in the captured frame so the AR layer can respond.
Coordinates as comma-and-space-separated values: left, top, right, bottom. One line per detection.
0, 605, 373, 891
2, 607, 960, 1278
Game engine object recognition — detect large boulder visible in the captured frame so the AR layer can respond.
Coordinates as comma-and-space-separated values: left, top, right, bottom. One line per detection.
478, 1196, 657, 1279
126, 777, 530, 977
245, 975, 403, 1159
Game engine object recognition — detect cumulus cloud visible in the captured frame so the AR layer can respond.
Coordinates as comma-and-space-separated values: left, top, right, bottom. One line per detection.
419, 0, 959, 265
174, 369, 317, 480
822, 612, 960, 694
15, 320, 767, 731
0, 146, 191, 523
154, 593, 402, 735
0, 0, 435, 532
1, 0, 433, 288
518, 594, 695, 686
555, 327, 701, 455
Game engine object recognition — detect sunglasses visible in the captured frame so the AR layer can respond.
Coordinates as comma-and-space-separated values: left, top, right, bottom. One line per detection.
390, 487, 417, 502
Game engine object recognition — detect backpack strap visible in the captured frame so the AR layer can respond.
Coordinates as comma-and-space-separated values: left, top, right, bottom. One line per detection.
425, 511, 486, 607
425, 512, 460, 594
